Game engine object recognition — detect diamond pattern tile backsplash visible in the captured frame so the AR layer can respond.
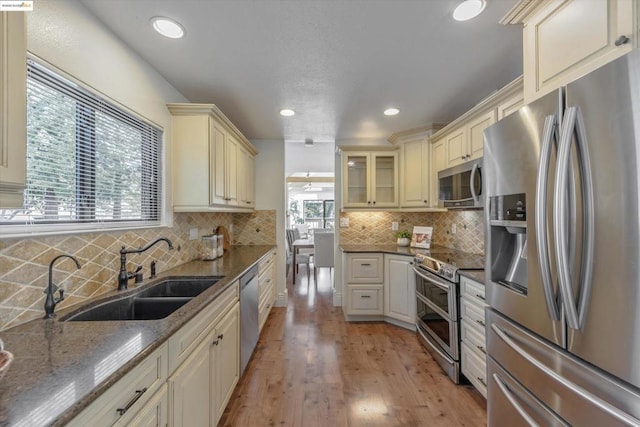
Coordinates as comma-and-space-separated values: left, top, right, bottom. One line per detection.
339, 210, 484, 255
0, 210, 276, 331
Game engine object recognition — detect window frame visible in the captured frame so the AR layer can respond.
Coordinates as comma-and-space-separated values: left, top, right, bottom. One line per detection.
0, 56, 168, 238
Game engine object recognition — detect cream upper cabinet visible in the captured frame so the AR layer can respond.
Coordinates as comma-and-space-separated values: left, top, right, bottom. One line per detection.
429, 76, 523, 204
444, 110, 496, 169
0, 12, 26, 208
497, 91, 525, 120
342, 150, 398, 208
504, 0, 635, 102
238, 146, 255, 208
445, 128, 467, 167
168, 103, 257, 212
430, 140, 446, 206
400, 136, 430, 207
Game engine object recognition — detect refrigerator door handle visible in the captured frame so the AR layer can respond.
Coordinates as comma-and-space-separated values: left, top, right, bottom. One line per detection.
555, 107, 595, 330
572, 106, 595, 329
491, 323, 640, 426
535, 114, 561, 321
470, 162, 480, 204
554, 107, 580, 330
492, 373, 542, 427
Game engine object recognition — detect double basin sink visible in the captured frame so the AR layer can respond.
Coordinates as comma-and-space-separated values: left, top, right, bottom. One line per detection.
63, 277, 223, 322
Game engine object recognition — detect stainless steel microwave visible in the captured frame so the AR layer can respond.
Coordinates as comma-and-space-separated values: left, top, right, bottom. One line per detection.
438, 158, 483, 209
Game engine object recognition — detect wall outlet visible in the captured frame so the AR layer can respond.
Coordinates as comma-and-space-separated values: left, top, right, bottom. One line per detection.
451, 223, 457, 235
391, 221, 399, 231
340, 217, 349, 228
189, 228, 199, 240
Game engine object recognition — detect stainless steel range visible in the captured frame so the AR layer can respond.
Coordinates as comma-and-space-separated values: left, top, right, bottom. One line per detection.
413, 246, 483, 383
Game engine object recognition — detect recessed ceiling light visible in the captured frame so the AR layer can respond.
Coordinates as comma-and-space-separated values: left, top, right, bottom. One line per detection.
453, 0, 486, 21
280, 109, 296, 117
384, 108, 400, 116
151, 17, 185, 39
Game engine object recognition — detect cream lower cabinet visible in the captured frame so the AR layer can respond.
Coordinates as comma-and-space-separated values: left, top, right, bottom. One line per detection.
68, 344, 169, 427
460, 275, 488, 398
343, 253, 384, 316
169, 338, 211, 426
504, 0, 635, 103
258, 249, 277, 331
383, 254, 415, 326
127, 384, 169, 427
168, 104, 257, 211
0, 12, 27, 208
169, 297, 240, 427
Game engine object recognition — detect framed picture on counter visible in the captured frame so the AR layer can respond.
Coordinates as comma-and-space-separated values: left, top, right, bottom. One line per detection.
411, 226, 433, 248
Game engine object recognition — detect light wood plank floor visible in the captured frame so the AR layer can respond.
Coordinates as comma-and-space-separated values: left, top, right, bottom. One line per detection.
219, 265, 487, 426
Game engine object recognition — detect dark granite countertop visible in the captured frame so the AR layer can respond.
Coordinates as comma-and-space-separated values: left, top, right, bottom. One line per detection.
459, 270, 486, 285
0, 245, 274, 427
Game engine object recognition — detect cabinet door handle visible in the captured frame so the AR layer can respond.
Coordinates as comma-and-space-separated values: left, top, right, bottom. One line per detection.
116, 387, 148, 416
476, 345, 486, 354
212, 339, 219, 346
423, 200, 428, 204
476, 319, 485, 327
615, 35, 630, 46
475, 293, 486, 301
372, 201, 376, 205
477, 377, 487, 387
361, 295, 371, 299
218, 333, 224, 340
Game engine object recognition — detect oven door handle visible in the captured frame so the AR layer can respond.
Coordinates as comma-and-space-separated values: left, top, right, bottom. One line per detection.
416, 291, 451, 321
413, 267, 451, 292
417, 325, 454, 364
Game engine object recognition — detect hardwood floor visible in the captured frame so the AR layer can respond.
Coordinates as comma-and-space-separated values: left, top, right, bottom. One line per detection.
219, 266, 487, 426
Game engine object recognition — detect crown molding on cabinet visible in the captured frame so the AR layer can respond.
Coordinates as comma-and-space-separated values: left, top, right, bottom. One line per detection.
387, 123, 448, 145
167, 103, 257, 155
430, 75, 523, 143
500, 0, 553, 25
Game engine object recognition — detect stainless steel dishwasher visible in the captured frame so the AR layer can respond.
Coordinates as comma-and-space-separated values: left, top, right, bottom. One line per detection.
240, 264, 259, 375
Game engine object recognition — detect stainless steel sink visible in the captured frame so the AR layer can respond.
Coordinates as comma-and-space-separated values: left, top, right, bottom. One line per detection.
63, 277, 222, 321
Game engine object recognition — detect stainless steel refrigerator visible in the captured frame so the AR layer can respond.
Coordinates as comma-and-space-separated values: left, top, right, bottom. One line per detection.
483, 49, 640, 426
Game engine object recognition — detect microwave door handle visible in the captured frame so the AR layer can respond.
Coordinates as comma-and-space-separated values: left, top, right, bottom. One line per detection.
470, 162, 479, 203
573, 107, 595, 329
535, 114, 561, 321
554, 107, 580, 330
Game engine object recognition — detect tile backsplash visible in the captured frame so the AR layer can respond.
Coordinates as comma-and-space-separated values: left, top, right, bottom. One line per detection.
339, 210, 484, 254
0, 210, 276, 331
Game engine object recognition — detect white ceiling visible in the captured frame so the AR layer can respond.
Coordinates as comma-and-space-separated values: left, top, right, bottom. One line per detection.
80, 0, 523, 142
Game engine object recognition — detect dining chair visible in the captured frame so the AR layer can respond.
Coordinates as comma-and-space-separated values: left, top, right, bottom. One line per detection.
293, 223, 309, 239
313, 232, 334, 284
286, 229, 313, 279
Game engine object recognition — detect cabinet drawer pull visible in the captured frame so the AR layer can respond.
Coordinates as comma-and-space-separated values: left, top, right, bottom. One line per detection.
477, 377, 487, 387
360, 295, 371, 299
475, 293, 486, 301
116, 387, 148, 416
476, 345, 486, 354
615, 35, 630, 46
476, 319, 485, 327
361, 263, 371, 266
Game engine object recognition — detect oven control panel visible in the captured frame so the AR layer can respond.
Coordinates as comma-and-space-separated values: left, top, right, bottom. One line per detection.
438, 265, 455, 280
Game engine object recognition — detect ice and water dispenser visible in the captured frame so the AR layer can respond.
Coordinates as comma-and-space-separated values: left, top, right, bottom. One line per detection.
488, 193, 528, 295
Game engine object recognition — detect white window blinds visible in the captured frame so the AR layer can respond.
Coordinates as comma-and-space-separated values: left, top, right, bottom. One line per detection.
1, 60, 162, 226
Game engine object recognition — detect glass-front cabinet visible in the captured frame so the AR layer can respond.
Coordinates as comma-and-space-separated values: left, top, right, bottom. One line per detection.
342, 151, 398, 208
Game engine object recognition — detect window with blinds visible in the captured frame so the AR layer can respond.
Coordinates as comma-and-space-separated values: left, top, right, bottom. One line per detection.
1, 60, 162, 228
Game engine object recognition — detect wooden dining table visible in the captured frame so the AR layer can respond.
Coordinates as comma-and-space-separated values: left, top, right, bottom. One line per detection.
292, 238, 314, 282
